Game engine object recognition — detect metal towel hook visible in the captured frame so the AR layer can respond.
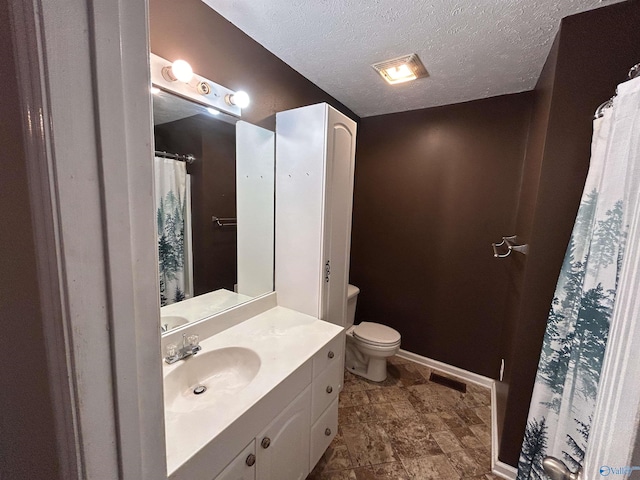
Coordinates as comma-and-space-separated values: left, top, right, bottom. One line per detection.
492, 235, 529, 258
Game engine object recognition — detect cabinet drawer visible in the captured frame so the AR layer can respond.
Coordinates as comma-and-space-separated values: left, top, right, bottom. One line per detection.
310, 398, 339, 471
312, 356, 342, 422
214, 440, 256, 480
312, 333, 344, 378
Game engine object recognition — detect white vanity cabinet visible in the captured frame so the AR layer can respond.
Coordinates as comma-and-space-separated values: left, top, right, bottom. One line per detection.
256, 387, 311, 480
214, 441, 256, 480
202, 328, 345, 480
275, 103, 357, 327
309, 334, 344, 470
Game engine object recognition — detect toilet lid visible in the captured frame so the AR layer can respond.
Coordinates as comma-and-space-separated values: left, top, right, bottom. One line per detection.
353, 322, 401, 345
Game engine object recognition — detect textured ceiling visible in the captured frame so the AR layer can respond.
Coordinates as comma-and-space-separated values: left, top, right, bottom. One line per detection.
201, 0, 626, 117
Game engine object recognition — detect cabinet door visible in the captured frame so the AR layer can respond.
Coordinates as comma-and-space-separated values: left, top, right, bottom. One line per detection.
322, 106, 357, 326
256, 386, 311, 480
215, 440, 256, 480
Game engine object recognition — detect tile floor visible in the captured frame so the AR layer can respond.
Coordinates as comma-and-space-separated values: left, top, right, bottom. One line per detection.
307, 356, 502, 480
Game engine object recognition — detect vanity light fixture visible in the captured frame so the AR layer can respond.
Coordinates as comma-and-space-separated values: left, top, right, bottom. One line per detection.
150, 53, 243, 116
206, 107, 220, 116
150, 86, 161, 95
371, 54, 428, 85
225, 91, 250, 109
162, 59, 194, 83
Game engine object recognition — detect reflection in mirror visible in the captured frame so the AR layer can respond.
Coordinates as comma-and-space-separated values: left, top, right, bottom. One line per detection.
152, 89, 274, 333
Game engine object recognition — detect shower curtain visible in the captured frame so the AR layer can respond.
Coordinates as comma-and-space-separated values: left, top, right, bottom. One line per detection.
154, 156, 190, 306
517, 75, 640, 479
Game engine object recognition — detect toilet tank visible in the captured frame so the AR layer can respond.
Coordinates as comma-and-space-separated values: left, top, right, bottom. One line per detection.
346, 284, 360, 328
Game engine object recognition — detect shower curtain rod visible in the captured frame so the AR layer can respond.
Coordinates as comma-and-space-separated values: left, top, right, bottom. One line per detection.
594, 62, 640, 119
154, 150, 196, 164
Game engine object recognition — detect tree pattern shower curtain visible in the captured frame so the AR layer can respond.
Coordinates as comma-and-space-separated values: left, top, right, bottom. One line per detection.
517, 75, 640, 479
154, 156, 188, 306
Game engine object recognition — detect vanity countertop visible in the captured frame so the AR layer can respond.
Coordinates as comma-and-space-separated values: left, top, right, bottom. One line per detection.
164, 305, 343, 477
161, 289, 253, 324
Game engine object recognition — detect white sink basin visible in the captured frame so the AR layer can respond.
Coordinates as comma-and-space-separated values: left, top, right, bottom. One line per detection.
161, 315, 189, 331
164, 347, 261, 414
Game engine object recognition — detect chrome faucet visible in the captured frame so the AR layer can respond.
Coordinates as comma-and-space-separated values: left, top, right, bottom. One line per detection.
165, 333, 201, 364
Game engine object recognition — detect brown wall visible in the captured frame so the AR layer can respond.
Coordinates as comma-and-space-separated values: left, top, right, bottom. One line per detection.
155, 115, 238, 296
498, 0, 640, 466
494, 30, 561, 446
350, 93, 533, 378
0, 2, 62, 479
149, 0, 358, 130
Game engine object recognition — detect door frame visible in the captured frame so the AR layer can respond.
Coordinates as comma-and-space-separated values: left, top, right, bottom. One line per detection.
9, 0, 166, 478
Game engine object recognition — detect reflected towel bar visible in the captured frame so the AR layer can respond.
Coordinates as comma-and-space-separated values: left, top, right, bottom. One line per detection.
492, 235, 529, 258
212, 216, 237, 227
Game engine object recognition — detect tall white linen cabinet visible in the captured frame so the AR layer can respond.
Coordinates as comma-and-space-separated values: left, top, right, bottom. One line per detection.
275, 103, 357, 327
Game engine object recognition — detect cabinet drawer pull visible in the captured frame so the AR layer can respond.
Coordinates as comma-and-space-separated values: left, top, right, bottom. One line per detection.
325, 428, 332, 436
261, 437, 271, 449
327, 351, 334, 359
326, 385, 333, 394
246, 454, 256, 467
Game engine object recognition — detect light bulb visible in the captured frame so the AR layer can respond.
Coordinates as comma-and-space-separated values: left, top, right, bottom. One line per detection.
227, 91, 250, 109
150, 86, 161, 95
170, 59, 193, 83
206, 107, 220, 116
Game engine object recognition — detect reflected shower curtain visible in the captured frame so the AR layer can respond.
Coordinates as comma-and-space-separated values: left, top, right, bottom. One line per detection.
155, 156, 188, 306
517, 75, 640, 479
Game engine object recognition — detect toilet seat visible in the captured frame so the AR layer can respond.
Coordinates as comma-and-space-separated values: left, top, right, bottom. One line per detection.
352, 322, 401, 347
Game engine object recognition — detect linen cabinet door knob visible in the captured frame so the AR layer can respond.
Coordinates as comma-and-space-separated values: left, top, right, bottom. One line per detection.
325, 428, 332, 436
261, 437, 271, 449
326, 386, 333, 394
246, 454, 256, 466
327, 351, 334, 359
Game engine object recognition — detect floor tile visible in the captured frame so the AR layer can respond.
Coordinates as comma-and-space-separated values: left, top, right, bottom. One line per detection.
307, 469, 358, 480
307, 357, 495, 480
341, 422, 398, 467
353, 462, 411, 480
340, 390, 370, 408
382, 418, 443, 459
446, 449, 485, 477
431, 429, 465, 453
473, 406, 492, 425
370, 403, 399, 422
420, 412, 449, 432
367, 386, 410, 404
391, 401, 418, 419
450, 426, 485, 450
312, 444, 354, 473
469, 423, 492, 447
401, 454, 461, 480
455, 407, 486, 426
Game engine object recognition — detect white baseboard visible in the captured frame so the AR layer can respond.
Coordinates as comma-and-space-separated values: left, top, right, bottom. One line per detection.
490, 381, 517, 479
397, 349, 517, 479
397, 349, 494, 388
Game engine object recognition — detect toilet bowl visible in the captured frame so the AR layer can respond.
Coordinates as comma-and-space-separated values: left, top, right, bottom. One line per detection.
344, 285, 401, 382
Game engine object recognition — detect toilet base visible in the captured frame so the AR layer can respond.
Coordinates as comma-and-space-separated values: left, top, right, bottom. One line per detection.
345, 338, 399, 382
345, 354, 389, 382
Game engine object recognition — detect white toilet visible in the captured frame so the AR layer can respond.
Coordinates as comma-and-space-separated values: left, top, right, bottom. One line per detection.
345, 284, 401, 382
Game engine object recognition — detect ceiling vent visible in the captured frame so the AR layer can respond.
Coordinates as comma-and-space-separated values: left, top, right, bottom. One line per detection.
371, 54, 429, 85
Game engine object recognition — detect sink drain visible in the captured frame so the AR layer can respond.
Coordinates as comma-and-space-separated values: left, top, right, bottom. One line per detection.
193, 385, 207, 395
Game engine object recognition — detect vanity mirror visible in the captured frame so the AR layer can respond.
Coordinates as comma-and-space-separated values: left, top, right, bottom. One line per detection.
151, 56, 275, 334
